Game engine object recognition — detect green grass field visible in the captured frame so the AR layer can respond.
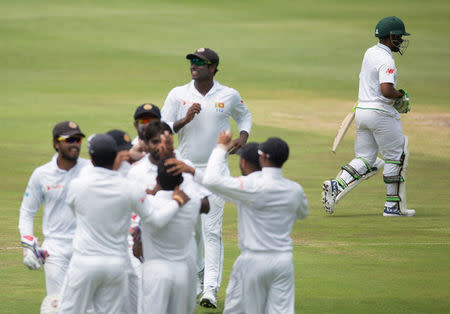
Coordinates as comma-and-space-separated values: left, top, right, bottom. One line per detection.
1, 0, 449, 313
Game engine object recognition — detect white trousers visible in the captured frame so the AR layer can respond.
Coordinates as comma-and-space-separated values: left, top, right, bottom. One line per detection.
354, 108, 404, 175
140, 259, 192, 314
58, 255, 127, 314
201, 193, 225, 292
224, 251, 295, 314
41, 238, 73, 296
125, 252, 142, 314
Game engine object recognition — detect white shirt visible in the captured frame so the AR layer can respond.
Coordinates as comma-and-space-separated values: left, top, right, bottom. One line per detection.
66, 166, 180, 257
203, 147, 309, 252
161, 80, 252, 166
141, 190, 201, 261
18, 155, 90, 239
357, 43, 399, 117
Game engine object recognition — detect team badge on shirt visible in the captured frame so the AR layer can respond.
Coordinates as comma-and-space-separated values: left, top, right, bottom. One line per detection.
215, 102, 225, 112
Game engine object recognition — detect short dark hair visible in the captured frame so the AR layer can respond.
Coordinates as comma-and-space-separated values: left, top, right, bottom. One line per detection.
142, 121, 163, 142
259, 137, 289, 167
157, 158, 184, 190
88, 134, 118, 168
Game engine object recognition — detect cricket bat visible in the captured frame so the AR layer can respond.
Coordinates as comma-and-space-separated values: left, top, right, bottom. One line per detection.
332, 104, 357, 153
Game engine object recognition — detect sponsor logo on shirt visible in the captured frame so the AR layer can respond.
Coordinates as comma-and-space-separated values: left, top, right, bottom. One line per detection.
24, 192, 29, 197
181, 100, 195, 106
45, 184, 65, 191
215, 102, 225, 112
386, 68, 395, 74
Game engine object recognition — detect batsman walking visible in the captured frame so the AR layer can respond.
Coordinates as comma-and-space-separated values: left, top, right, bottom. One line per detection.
322, 16, 415, 217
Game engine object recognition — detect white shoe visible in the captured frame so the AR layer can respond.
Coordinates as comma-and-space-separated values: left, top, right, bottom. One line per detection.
199, 289, 217, 309
383, 204, 415, 217
322, 180, 339, 214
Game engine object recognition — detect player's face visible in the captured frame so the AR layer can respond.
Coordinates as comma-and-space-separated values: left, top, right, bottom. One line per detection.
55, 136, 82, 161
134, 115, 160, 133
190, 58, 213, 81
145, 133, 162, 162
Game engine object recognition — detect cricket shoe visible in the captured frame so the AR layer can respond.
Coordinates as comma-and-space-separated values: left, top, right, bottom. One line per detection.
322, 179, 339, 214
199, 289, 217, 309
383, 204, 415, 217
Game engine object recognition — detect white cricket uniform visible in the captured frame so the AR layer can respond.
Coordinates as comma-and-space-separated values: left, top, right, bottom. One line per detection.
140, 190, 201, 314
202, 147, 309, 314
341, 43, 405, 207
161, 79, 252, 292
58, 166, 181, 314
18, 154, 89, 295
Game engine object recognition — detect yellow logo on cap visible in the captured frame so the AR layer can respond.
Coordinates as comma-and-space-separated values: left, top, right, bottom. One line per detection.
124, 134, 131, 142
197, 48, 205, 52
143, 104, 153, 110
68, 122, 77, 129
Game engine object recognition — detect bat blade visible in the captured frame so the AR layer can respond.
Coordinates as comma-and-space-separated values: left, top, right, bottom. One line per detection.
332, 111, 355, 153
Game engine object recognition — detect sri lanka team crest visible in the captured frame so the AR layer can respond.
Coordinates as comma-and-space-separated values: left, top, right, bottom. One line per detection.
215, 102, 225, 112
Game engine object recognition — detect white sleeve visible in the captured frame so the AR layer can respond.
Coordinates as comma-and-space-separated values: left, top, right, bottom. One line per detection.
230, 91, 252, 134
131, 185, 180, 229
202, 147, 258, 204
18, 169, 44, 237
161, 89, 179, 133
378, 61, 396, 84
295, 186, 309, 220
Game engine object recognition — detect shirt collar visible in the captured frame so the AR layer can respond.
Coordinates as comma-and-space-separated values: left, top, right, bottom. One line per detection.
91, 166, 119, 177
52, 154, 82, 173
376, 43, 393, 57
189, 80, 219, 97
262, 167, 283, 178
155, 190, 173, 199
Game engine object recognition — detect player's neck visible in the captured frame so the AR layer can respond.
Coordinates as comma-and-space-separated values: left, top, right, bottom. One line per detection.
57, 156, 77, 171
194, 80, 214, 96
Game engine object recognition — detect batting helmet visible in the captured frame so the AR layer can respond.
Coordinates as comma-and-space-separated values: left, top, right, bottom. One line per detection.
375, 16, 410, 38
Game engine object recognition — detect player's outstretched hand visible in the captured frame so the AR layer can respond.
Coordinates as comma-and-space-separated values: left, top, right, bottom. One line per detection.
146, 183, 161, 195
129, 141, 146, 162
159, 131, 175, 159
173, 186, 190, 206
165, 158, 195, 176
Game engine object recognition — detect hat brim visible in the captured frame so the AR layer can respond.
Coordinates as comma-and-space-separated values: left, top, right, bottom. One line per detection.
186, 53, 208, 61
58, 132, 86, 139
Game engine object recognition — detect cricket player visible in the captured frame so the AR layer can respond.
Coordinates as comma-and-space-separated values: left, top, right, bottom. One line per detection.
58, 134, 188, 313
322, 16, 415, 217
201, 133, 309, 314
18, 121, 89, 296
140, 158, 207, 314
161, 47, 252, 307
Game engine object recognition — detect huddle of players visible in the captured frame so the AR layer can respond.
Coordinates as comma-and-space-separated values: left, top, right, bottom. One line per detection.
20, 108, 307, 314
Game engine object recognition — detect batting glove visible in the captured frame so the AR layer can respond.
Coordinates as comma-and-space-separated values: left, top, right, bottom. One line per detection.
21, 235, 49, 270
394, 89, 411, 114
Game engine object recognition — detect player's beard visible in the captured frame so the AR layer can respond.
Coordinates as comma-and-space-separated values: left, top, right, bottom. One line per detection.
60, 146, 80, 161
